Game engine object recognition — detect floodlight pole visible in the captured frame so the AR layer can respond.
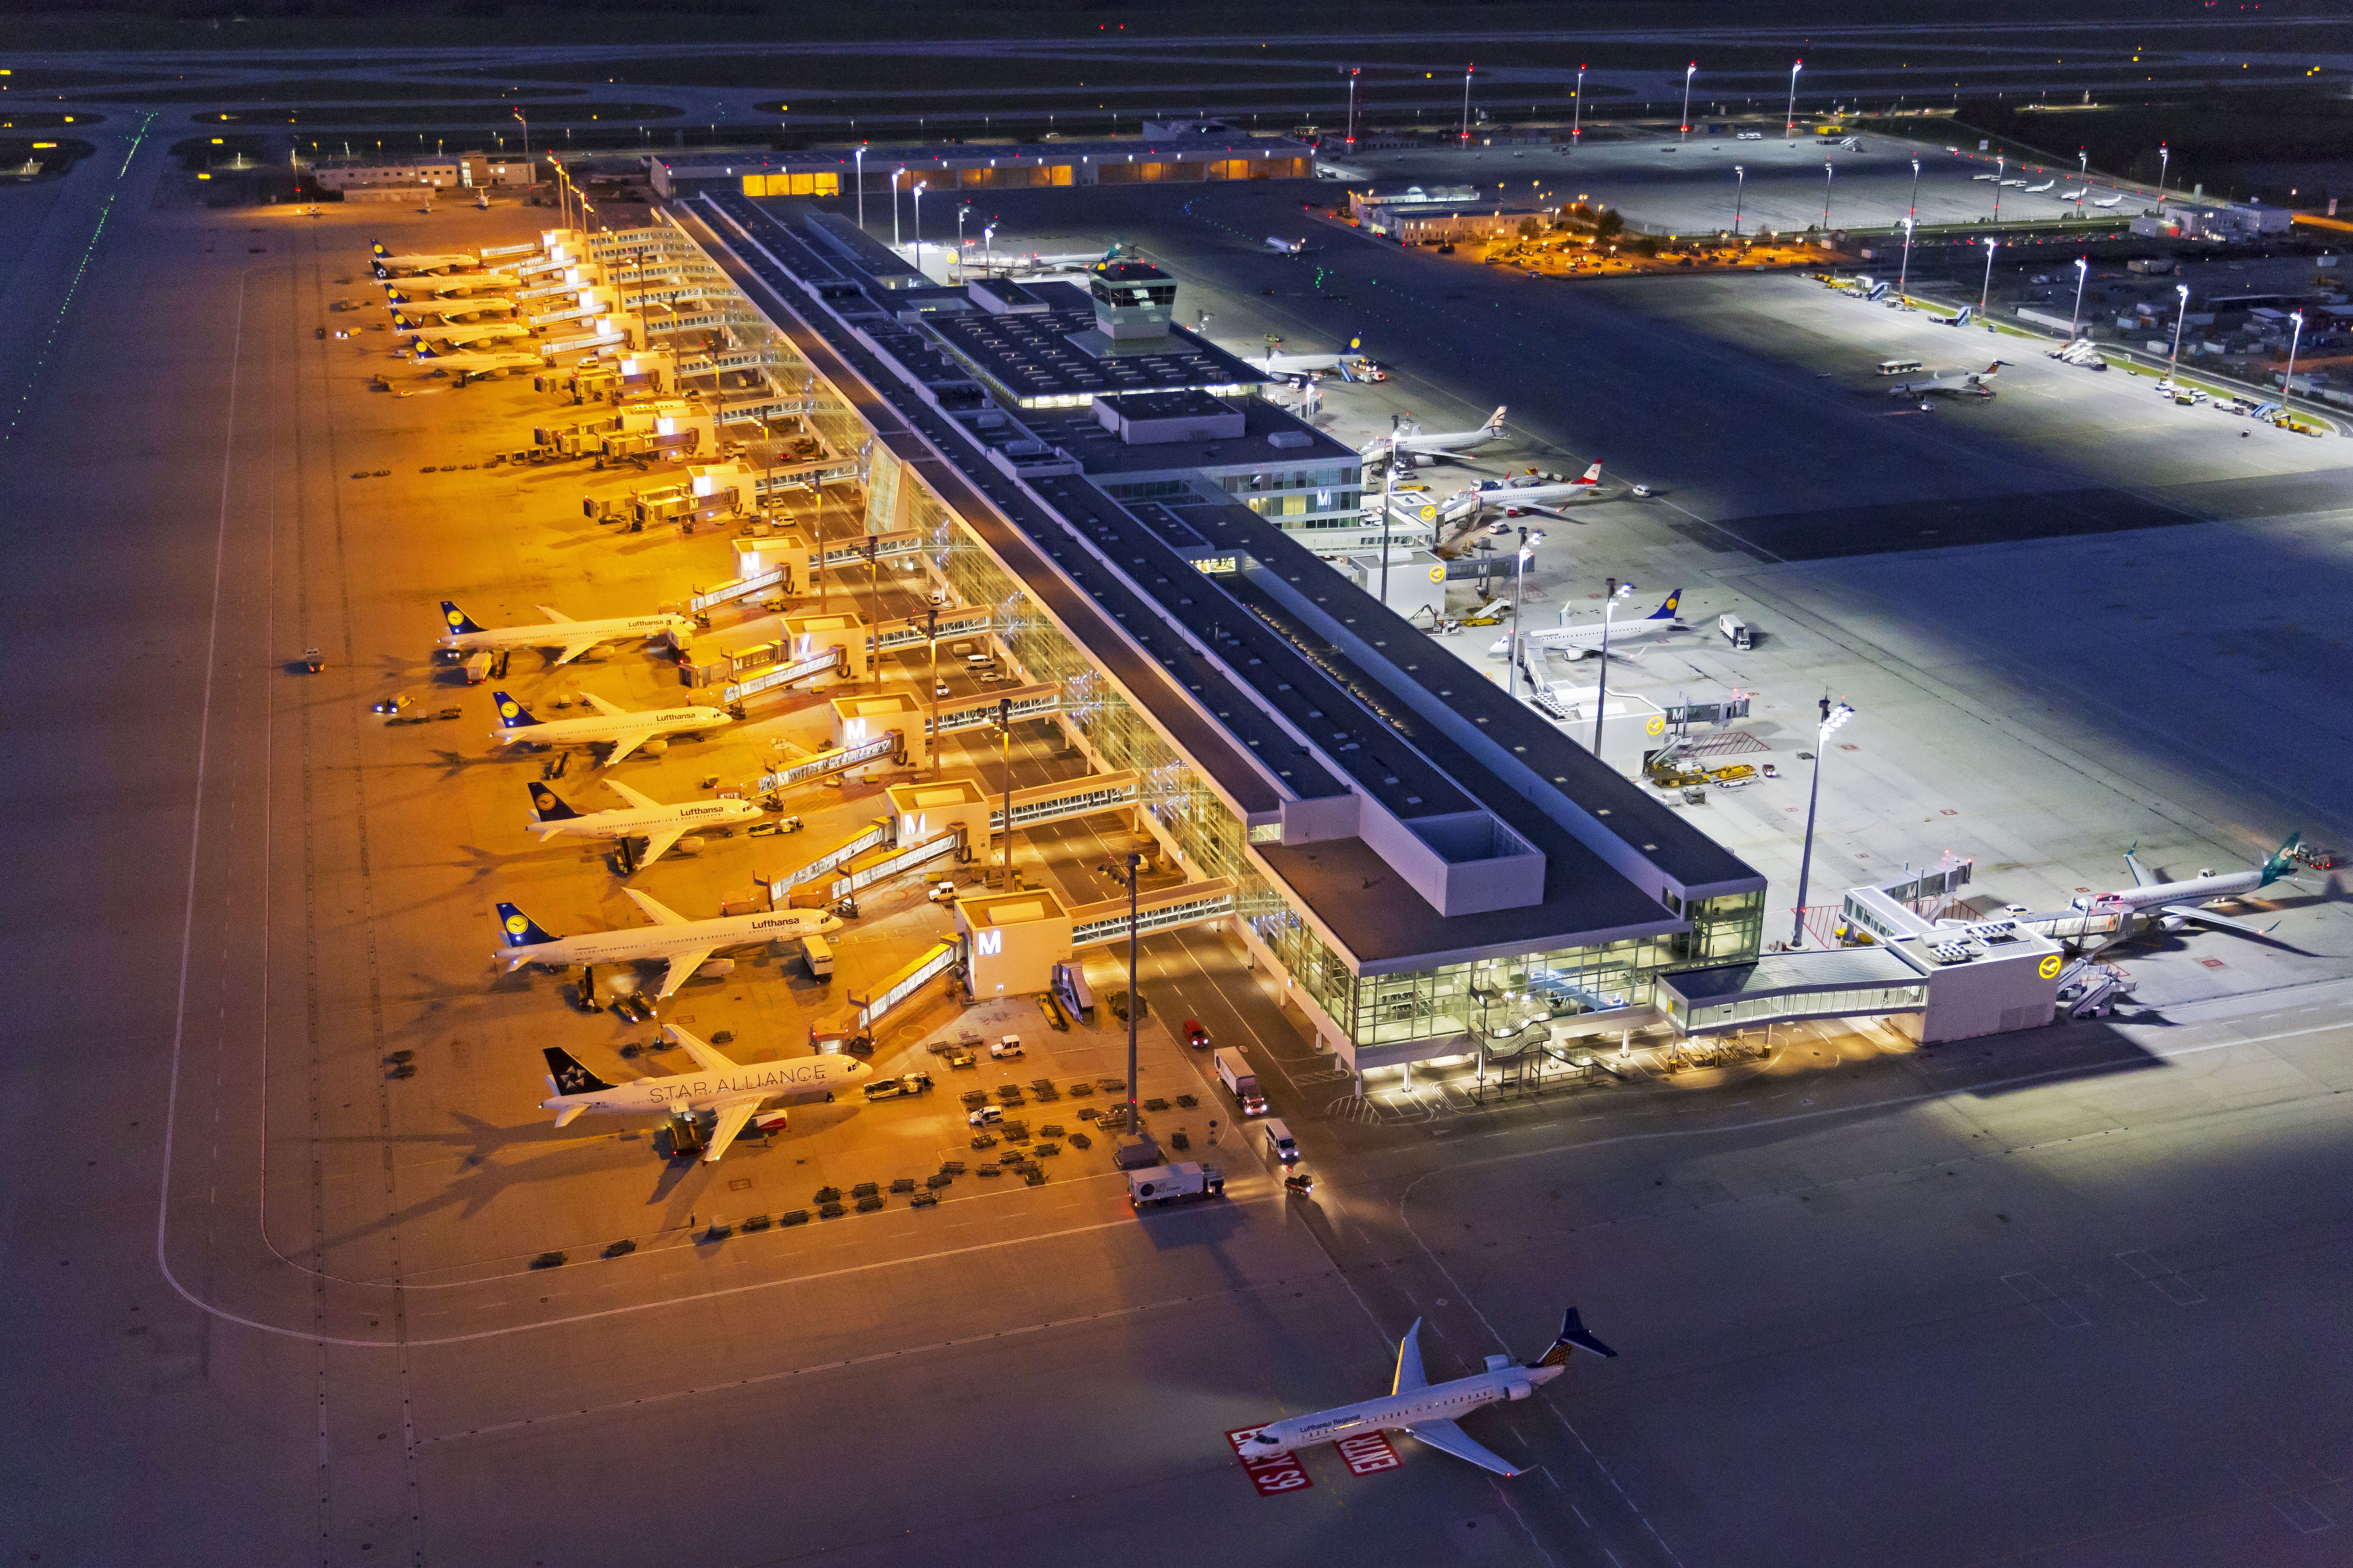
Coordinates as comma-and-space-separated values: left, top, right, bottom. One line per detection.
1784, 60, 1802, 138
997, 697, 1014, 889
1791, 701, 1854, 947
2069, 255, 2088, 338
1681, 64, 1696, 142
854, 144, 866, 232
1124, 851, 1142, 1137
1571, 65, 1585, 144
2283, 309, 2306, 411
1592, 583, 1630, 757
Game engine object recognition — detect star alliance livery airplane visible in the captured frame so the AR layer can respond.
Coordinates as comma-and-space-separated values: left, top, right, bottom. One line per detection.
540, 1027, 872, 1162
496, 892, 839, 1001
1237, 1310, 1617, 1477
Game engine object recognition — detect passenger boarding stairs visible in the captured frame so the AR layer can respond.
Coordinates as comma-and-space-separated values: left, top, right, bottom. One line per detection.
2054, 958, 2135, 1021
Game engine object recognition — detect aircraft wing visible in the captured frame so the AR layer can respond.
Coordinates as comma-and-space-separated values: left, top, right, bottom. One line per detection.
701, 1100, 759, 1163
625, 888, 692, 926
665, 1025, 742, 1075
653, 948, 717, 999
602, 777, 659, 810
552, 640, 604, 666
535, 606, 576, 624
580, 692, 627, 718
1392, 1319, 1429, 1394
2162, 903, 2275, 936
636, 827, 686, 868
602, 727, 649, 764
1405, 1419, 1523, 1477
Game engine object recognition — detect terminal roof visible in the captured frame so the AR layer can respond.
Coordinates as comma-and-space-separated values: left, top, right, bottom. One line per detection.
927, 305, 1267, 406
1023, 397, 1355, 476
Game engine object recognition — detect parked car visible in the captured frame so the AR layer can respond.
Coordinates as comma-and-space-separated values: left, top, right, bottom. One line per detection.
865, 1072, 935, 1101
989, 1035, 1024, 1059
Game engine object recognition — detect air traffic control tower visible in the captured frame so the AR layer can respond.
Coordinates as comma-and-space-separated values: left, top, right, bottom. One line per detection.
662, 196, 1769, 1086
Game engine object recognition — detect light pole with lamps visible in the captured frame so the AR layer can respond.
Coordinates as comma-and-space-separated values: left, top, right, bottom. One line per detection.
891, 166, 903, 248
2167, 281, 2191, 385
1821, 160, 1834, 228
1979, 236, 1998, 315
1897, 217, 1916, 294
2158, 140, 2169, 196
1681, 63, 1696, 142
1992, 154, 2005, 223
1790, 699, 1855, 947
1732, 163, 1745, 234
912, 180, 927, 273
1783, 60, 1802, 138
2283, 309, 2307, 409
955, 203, 970, 281
1459, 64, 1475, 143
1571, 63, 1586, 144
1505, 527, 1542, 698
1345, 66, 1359, 147
1118, 851, 1145, 1144
994, 698, 1015, 890
982, 222, 995, 276
2069, 255, 2089, 338
1590, 582, 1634, 759
853, 144, 866, 232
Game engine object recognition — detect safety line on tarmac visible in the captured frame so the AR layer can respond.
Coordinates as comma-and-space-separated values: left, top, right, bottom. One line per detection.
0, 115, 151, 443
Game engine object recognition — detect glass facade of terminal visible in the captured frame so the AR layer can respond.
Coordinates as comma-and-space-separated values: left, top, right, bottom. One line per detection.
691, 222, 1763, 1057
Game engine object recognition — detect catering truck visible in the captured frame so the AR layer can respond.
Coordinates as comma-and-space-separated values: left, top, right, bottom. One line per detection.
1127, 1162, 1225, 1208
1214, 1049, 1268, 1117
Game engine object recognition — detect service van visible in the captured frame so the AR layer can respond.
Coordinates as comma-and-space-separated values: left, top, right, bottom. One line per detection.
1214, 1049, 1267, 1117
1127, 1162, 1225, 1207
1261, 1117, 1300, 1165
800, 934, 834, 980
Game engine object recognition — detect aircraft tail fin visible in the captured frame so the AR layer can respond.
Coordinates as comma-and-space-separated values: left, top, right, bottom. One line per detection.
1648, 588, 1683, 621
528, 783, 581, 822
1486, 405, 1509, 432
440, 599, 485, 635
372, 242, 390, 257
1535, 1307, 1618, 1367
493, 691, 542, 728
2261, 832, 2303, 885
1578, 460, 1603, 484
414, 340, 445, 358
542, 1046, 614, 1096
391, 311, 421, 333
385, 288, 410, 305
497, 902, 561, 948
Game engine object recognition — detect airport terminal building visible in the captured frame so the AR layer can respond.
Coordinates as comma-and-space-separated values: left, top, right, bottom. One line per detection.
633, 195, 1770, 1079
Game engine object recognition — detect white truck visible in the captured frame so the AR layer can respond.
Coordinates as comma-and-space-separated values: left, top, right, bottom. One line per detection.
1127, 1162, 1226, 1207
1214, 1048, 1267, 1117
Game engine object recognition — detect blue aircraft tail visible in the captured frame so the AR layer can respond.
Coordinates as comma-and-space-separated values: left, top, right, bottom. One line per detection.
1535, 1307, 1618, 1367
528, 783, 581, 821
542, 1046, 614, 1096
371, 242, 390, 257
492, 691, 542, 728
2261, 832, 2302, 885
1647, 588, 1683, 621
496, 902, 560, 948
440, 600, 486, 635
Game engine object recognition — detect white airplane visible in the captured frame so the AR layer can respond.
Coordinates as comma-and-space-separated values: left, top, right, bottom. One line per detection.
1887, 360, 2003, 398
377, 268, 523, 296
1999, 178, 2029, 188
1364, 407, 1508, 465
525, 780, 765, 869
2092, 192, 2125, 208
1494, 587, 1683, 661
496, 891, 841, 1001
1254, 346, 1380, 382
539, 1027, 872, 1163
2057, 187, 2088, 201
1468, 460, 1614, 517
391, 310, 533, 348
2073, 833, 2302, 938
1264, 235, 1322, 255
1970, 172, 2000, 183
411, 341, 543, 379
491, 689, 733, 765
439, 600, 695, 666
2024, 179, 2057, 193
369, 241, 480, 275
383, 288, 516, 320
1237, 1310, 1617, 1478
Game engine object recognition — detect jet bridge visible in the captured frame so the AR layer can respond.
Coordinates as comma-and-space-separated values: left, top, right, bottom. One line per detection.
1066, 879, 1236, 949
928, 683, 1061, 735
760, 808, 974, 909
723, 647, 847, 705
990, 772, 1140, 835
810, 938, 964, 1051
753, 731, 902, 794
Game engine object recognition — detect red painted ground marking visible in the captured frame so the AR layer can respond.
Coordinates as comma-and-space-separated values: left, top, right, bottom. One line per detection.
1336, 1430, 1401, 1475
1226, 1428, 1313, 1496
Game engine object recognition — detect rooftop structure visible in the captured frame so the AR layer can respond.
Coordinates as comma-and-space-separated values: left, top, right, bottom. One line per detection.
669, 193, 1767, 1078
649, 133, 1315, 202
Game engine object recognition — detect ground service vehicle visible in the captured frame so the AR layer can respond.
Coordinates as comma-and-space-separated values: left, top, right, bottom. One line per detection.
1717, 614, 1751, 650
1214, 1049, 1267, 1116
1262, 1117, 1300, 1164
864, 1072, 934, 1101
801, 935, 833, 980
1183, 1018, 1211, 1050
1128, 1162, 1225, 1207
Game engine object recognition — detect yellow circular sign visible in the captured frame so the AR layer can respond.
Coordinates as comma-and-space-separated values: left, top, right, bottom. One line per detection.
445, 608, 465, 627
1428, 565, 1445, 583
505, 914, 530, 934
2038, 954, 2063, 980
1645, 717, 1666, 736
499, 700, 520, 718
